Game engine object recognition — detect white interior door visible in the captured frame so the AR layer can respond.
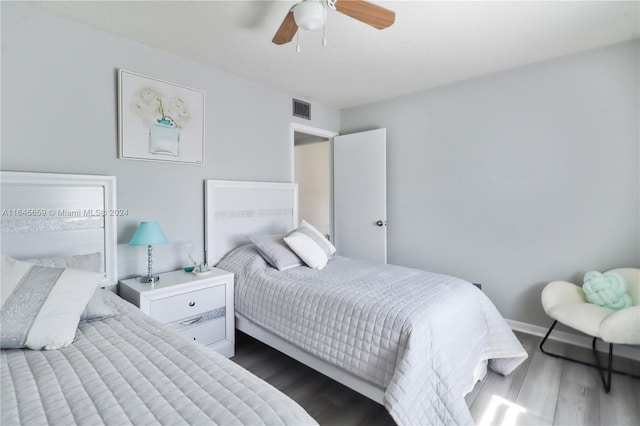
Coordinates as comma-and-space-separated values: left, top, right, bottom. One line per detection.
333, 128, 387, 263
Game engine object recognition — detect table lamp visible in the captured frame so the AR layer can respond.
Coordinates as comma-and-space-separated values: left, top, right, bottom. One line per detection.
129, 221, 169, 283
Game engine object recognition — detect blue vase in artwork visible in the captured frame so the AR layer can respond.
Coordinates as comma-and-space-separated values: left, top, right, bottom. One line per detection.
149, 118, 180, 156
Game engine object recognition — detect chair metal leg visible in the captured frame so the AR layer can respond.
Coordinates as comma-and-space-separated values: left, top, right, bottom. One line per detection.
539, 320, 639, 393
539, 320, 559, 355
591, 337, 612, 392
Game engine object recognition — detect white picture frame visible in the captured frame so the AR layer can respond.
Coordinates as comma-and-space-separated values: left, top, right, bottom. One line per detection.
118, 69, 205, 164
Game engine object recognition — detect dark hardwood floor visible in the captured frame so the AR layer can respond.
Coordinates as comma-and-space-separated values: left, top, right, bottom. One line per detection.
231, 331, 640, 425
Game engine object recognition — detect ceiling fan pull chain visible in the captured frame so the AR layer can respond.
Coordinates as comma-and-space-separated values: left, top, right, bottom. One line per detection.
296, 31, 301, 53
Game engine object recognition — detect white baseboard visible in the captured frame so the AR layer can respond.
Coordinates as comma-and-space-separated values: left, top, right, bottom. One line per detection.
506, 318, 640, 362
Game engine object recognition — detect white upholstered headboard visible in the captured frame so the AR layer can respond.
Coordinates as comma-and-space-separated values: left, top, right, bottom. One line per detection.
0, 171, 118, 284
204, 180, 298, 266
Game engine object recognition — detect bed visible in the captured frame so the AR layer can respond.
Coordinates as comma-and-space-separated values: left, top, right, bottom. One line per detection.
0, 171, 318, 426
205, 179, 529, 425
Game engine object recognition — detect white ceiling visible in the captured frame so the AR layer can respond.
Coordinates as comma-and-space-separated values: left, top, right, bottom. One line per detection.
28, 0, 640, 109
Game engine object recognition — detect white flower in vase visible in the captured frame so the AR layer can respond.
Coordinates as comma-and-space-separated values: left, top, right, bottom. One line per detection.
165, 96, 191, 129
131, 88, 162, 128
130, 88, 191, 157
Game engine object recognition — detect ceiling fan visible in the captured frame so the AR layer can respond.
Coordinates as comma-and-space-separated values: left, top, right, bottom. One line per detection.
272, 0, 395, 46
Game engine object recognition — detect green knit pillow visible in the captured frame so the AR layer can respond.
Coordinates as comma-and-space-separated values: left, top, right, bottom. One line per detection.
583, 271, 633, 311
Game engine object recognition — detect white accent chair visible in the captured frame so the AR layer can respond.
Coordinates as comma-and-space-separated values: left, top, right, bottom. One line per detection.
540, 268, 640, 392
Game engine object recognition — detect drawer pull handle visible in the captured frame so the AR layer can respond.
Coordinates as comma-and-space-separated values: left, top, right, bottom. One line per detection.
181, 316, 203, 326
188, 301, 196, 307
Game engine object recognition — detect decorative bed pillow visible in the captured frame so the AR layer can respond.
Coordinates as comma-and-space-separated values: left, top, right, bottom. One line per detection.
23, 252, 116, 321
1, 256, 104, 350
300, 220, 336, 256
80, 288, 119, 322
583, 271, 633, 311
25, 252, 103, 273
284, 231, 329, 270
248, 233, 302, 271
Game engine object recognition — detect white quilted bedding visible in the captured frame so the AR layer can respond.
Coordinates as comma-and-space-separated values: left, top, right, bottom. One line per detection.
1, 291, 317, 426
218, 245, 528, 425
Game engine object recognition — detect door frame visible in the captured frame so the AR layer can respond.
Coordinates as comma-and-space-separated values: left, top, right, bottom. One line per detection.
289, 123, 338, 182
290, 122, 338, 240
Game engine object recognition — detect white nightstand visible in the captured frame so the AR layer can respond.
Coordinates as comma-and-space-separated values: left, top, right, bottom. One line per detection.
119, 268, 235, 358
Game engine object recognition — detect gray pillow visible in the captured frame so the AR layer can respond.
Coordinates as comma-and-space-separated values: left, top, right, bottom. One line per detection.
80, 288, 119, 322
248, 233, 302, 271
25, 252, 103, 272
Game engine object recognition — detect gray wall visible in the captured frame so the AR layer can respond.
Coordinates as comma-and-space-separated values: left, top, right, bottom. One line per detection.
2, 3, 638, 328
341, 40, 639, 326
1, 3, 339, 278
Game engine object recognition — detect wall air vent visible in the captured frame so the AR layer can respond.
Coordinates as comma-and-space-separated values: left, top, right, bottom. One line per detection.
292, 99, 311, 120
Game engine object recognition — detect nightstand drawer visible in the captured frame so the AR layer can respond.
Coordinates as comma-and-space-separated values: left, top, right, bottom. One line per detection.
179, 317, 226, 346
119, 268, 235, 358
150, 284, 225, 324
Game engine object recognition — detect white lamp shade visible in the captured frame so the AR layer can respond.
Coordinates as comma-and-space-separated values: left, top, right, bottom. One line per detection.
293, 1, 325, 31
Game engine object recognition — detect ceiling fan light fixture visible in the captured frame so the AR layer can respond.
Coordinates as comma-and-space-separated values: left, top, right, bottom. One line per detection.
272, 0, 395, 46
293, 1, 325, 31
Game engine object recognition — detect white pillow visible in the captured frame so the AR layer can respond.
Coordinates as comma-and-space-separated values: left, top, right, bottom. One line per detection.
284, 231, 329, 270
300, 220, 336, 255
23, 252, 116, 321
1, 256, 104, 350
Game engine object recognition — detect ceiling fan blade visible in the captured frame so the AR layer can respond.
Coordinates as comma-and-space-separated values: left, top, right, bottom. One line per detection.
272, 10, 298, 45
335, 0, 395, 29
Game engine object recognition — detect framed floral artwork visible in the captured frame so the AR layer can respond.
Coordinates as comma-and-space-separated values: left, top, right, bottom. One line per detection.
118, 69, 205, 164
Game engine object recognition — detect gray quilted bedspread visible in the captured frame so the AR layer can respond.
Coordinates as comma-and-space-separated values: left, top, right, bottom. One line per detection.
218, 245, 528, 425
1, 291, 317, 426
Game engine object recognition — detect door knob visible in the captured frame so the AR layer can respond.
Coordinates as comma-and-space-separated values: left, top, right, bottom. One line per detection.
376, 220, 386, 227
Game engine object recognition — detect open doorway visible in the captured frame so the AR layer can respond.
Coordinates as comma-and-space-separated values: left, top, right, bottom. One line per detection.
291, 124, 337, 240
